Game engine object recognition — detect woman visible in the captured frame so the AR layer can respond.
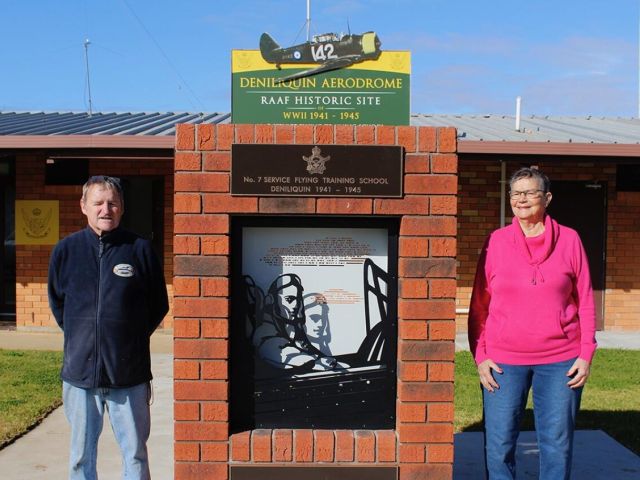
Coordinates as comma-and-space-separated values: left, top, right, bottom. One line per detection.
468, 167, 597, 479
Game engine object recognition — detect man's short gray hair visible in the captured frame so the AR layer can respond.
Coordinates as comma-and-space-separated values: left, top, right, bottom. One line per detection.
81, 175, 124, 207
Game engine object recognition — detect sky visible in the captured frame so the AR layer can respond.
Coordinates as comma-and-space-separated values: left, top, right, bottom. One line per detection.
1, 0, 639, 116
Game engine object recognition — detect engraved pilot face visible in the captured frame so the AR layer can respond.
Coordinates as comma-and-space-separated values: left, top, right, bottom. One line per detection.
269, 274, 305, 326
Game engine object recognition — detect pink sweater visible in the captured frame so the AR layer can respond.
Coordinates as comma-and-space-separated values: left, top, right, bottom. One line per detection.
468, 215, 597, 365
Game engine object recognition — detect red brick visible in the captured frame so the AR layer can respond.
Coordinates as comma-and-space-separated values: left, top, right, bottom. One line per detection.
429, 279, 456, 298
231, 431, 250, 461
273, 430, 293, 462
428, 362, 455, 382
202, 319, 228, 338
429, 321, 456, 341
374, 196, 428, 215
428, 444, 454, 463
174, 338, 228, 359
405, 154, 430, 173
252, 429, 272, 462
376, 430, 396, 462
173, 318, 200, 338
398, 403, 426, 423
399, 361, 427, 381
400, 216, 456, 236
418, 127, 437, 152
399, 237, 429, 257
175, 421, 227, 441
174, 359, 200, 379
316, 198, 372, 214
174, 380, 227, 400
197, 123, 215, 151
174, 236, 199, 255
315, 125, 334, 144
398, 126, 417, 152
400, 320, 428, 340
294, 429, 313, 462
399, 444, 425, 463
174, 277, 199, 296
295, 125, 313, 143
175, 442, 199, 461
201, 236, 229, 255
175, 463, 227, 480
203, 152, 230, 171
400, 464, 451, 480
335, 125, 355, 144
174, 172, 229, 193
438, 127, 457, 153
430, 196, 457, 215
275, 125, 294, 144
400, 278, 428, 299
256, 124, 274, 143
176, 124, 195, 150
430, 237, 456, 257
202, 402, 228, 421
217, 124, 234, 151
174, 193, 201, 213
431, 153, 457, 173
259, 198, 315, 213
399, 300, 455, 320
405, 175, 457, 195
355, 430, 375, 462
399, 382, 453, 402
377, 126, 395, 145
203, 195, 258, 213
428, 403, 454, 422
398, 258, 456, 278
235, 124, 255, 143
201, 277, 228, 297
314, 430, 334, 462
201, 442, 228, 462
174, 402, 200, 421
335, 430, 354, 462
175, 214, 228, 234
175, 152, 201, 171
174, 256, 228, 276
356, 125, 375, 144
173, 298, 228, 318
398, 423, 453, 443
399, 340, 454, 361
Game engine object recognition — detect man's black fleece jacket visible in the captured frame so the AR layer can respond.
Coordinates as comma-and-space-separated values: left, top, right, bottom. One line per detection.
48, 227, 169, 389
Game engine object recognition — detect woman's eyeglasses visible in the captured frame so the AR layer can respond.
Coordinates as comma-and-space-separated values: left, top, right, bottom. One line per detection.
509, 189, 545, 199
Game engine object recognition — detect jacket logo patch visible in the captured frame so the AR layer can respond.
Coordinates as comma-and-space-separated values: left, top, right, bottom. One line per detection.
113, 264, 134, 278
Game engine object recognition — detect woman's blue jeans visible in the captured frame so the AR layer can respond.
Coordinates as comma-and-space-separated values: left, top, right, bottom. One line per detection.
482, 358, 583, 480
62, 381, 151, 480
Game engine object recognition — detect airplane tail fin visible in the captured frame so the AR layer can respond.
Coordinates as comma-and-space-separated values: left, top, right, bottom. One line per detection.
260, 32, 280, 62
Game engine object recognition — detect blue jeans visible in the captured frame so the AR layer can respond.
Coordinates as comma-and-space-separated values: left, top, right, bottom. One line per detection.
482, 358, 582, 480
62, 381, 151, 480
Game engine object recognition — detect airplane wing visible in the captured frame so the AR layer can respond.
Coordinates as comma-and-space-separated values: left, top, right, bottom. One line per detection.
276, 55, 362, 83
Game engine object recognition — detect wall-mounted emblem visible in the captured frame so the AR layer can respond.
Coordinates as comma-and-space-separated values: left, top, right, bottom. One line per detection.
15, 200, 59, 245
303, 146, 330, 174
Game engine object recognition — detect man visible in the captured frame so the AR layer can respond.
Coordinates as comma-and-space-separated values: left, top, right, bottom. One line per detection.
48, 175, 168, 480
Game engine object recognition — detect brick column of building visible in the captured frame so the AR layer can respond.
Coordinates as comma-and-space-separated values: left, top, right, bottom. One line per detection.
173, 123, 458, 480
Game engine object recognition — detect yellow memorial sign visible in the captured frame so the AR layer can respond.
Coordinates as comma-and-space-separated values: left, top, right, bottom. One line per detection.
15, 200, 59, 245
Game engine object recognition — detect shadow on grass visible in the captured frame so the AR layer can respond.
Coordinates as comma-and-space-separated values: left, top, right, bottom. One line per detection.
460, 409, 640, 456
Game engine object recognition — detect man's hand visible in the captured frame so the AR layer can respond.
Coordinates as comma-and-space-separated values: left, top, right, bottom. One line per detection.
478, 359, 503, 393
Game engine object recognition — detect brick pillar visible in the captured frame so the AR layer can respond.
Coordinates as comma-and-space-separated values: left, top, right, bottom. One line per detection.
173, 123, 458, 479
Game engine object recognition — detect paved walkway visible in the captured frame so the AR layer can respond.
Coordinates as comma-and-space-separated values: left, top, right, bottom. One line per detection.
0, 330, 638, 479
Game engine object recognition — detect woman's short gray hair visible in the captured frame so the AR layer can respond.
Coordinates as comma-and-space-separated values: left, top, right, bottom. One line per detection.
509, 167, 551, 193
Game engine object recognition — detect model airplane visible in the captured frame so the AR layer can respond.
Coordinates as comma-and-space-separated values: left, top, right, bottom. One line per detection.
260, 31, 382, 83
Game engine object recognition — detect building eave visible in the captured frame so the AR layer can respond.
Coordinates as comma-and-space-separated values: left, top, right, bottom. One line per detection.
458, 140, 640, 157
0, 135, 174, 150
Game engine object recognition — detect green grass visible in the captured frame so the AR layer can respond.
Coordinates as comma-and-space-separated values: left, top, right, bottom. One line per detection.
0, 349, 63, 448
455, 349, 640, 455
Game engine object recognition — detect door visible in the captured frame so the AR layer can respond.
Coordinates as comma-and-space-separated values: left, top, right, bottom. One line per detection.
0, 159, 16, 324
547, 181, 607, 330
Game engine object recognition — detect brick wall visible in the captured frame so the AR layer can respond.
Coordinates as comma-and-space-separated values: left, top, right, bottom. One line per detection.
173, 123, 458, 480
456, 157, 640, 332
14, 151, 175, 330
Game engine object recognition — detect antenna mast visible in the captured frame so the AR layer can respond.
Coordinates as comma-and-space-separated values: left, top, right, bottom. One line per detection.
306, 0, 311, 42
84, 38, 93, 116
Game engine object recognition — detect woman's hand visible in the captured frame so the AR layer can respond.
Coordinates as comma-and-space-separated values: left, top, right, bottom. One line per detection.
478, 359, 503, 393
566, 358, 590, 389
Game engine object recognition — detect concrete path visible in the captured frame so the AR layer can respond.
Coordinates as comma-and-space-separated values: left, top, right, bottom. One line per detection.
0, 330, 638, 479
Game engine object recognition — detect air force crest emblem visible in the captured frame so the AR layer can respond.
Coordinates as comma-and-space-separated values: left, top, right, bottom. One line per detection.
302, 146, 330, 175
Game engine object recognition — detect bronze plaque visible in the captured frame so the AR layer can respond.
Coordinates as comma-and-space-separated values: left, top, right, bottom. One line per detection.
231, 144, 403, 197
230, 466, 398, 480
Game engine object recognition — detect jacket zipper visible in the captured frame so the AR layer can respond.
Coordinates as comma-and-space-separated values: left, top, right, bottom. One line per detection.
94, 235, 104, 386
